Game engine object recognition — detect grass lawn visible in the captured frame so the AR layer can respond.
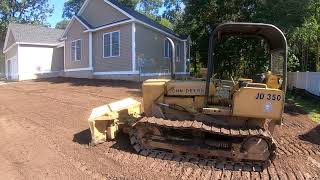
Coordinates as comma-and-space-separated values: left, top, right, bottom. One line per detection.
286, 90, 320, 123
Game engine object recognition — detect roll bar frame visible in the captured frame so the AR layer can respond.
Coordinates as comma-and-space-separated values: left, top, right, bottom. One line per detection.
205, 23, 288, 106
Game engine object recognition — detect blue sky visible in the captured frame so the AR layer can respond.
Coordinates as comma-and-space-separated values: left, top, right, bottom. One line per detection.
47, 0, 65, 27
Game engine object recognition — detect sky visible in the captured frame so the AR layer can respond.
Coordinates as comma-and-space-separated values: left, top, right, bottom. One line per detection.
47, 0, 65, 27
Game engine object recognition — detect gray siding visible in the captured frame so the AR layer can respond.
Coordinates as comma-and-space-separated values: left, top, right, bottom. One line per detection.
93, 23, 132, 72
52, 47, 64, 71
81, 0, 129, 28
93, 74, 139, 81
135, 24, 185, 73
64, 70, 92, 78
65, 20, 90, 69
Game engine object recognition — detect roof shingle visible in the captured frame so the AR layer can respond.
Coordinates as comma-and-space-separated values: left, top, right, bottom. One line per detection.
9, 23, 64, 44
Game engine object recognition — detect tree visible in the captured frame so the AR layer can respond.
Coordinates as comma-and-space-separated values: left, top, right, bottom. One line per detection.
62, 0, 162, 19
163, 0, 184, 23
137, 0, 162, 15
173, 0, 313, 74
252, 0, 311, 32
140, 11, 173, 29
120, 0, 140, 9
62, 0, 85, 19
55, 20, 70, 29
291, 0, 320, 71
0, 0, 53, 42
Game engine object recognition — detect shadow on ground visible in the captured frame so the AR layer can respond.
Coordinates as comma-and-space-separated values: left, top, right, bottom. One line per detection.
110, 132, 135, 153
73, 129, 134, 152
299, 125, 320, 145
73, 129, 92, 145
284, 103, 308, 116
34, 77, 142, 89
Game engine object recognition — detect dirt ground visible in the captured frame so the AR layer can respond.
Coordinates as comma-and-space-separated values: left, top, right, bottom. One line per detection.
0, 78, 319, 180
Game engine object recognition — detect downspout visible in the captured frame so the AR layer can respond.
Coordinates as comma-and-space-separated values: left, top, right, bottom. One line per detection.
89, 32, 93, 70
132, 22, 136, 73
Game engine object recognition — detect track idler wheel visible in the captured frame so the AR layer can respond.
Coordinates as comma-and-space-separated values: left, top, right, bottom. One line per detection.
241, 137, 270, 161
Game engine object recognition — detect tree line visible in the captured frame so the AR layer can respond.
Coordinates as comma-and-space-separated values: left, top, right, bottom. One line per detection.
1, 0, 319, 76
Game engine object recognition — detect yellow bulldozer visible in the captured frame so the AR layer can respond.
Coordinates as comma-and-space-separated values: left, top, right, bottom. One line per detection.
88, 23, 288, 168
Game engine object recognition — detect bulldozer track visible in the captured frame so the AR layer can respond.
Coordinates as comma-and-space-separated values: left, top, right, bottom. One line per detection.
130, 117, 277, 172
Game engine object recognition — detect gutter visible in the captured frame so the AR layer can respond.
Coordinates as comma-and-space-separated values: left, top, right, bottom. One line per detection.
3, 42, 63, 53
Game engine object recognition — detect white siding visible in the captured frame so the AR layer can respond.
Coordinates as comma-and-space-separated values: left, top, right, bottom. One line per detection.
6, 56, 19, 80
18, 46, 60, 80
4, 45, 19, 80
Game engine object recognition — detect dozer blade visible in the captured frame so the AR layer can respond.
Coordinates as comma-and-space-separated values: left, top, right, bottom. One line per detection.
88, 98, 141, 145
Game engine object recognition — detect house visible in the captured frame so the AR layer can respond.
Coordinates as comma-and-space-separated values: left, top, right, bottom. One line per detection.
62, 0, 189, 80
2, 0, 190, 81
2, 23, 64, 81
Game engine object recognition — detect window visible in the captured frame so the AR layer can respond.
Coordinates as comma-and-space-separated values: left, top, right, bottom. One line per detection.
103, 31, 120, 58
164, 39, 171, 58
176, 43, 180, 62
71, 39, 81, 61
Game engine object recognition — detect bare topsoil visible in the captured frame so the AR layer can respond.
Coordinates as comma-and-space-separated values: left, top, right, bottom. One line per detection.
0, 78, 319, 180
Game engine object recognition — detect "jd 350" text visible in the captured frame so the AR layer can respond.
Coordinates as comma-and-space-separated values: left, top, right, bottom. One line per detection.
256, 93, 282, 101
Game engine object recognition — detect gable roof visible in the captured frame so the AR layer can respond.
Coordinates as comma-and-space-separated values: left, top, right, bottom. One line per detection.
8, 23, 63, 45
77, 0, 187, 40
3, 23, 64, 53
76, 15, 94, 29
62, 16, 92, 38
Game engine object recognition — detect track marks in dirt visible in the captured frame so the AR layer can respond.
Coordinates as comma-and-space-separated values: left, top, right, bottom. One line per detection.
0, 79, 319, 180
0, 113, 90, 179
277, 136, 320, 156
106, 148, 279, 180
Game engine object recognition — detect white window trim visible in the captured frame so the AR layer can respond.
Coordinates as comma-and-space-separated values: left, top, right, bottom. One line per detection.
71, 39, 82, 61
103, 30, 121, 58
164, 39, 170, 58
